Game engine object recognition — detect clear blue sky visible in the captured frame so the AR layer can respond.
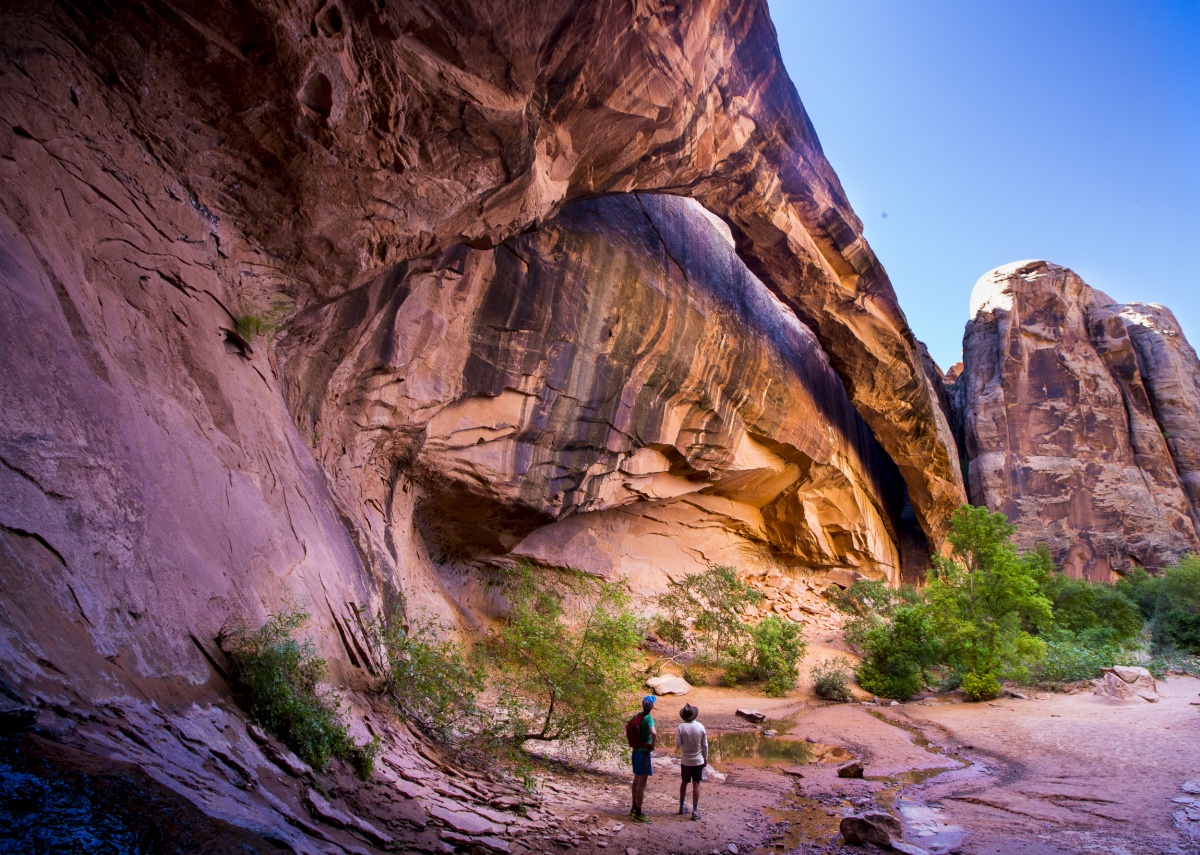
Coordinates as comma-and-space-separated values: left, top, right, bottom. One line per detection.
767, 0, 1200, 369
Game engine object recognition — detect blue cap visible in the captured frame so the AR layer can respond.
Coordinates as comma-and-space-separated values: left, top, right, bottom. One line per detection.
643, 695, 657, 705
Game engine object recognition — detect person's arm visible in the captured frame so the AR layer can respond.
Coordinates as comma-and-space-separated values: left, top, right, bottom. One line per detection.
648, 722, 657, 750
701, 728, 708, 765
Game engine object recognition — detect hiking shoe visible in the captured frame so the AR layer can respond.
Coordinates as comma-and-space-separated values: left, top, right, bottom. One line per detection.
633, 813, 652, 824
629, 807, 637, 818
679, 804, 689, 815
691, 810, 701, 821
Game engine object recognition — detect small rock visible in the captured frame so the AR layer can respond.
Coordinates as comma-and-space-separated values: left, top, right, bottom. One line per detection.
728, 846, 739, 854
890, 701, 899, 707
891, 842, 929, 855
763, 729, 778, 738
837, 760, 864, 779
646, 674, 692, 696
782, 767, 805, 778
1008, 690, 1028, 700
736, 709, 766, 723
804, 736, 817, 744
1183, 781, 1200, 795
625, 849, 638, 855
839, 812, 901, 846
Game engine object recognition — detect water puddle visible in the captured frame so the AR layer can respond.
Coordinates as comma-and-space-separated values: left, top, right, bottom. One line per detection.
661, 721, 851, 771
864, 709, 971, 784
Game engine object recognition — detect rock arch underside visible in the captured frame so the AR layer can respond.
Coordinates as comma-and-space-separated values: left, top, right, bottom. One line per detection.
2, 0, 1200, 851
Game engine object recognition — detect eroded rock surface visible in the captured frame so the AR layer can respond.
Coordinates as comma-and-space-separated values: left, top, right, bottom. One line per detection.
281, 194, 921, 600
955, 260, 1200, 579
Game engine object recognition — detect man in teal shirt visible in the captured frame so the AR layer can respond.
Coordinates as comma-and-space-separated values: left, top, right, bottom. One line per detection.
631, 695, 657, 822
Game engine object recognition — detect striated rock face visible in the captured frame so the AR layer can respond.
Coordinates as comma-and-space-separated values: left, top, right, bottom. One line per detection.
956, 260, 1200, 579
1118, 303, 1200, 531
281, 193, 921, 601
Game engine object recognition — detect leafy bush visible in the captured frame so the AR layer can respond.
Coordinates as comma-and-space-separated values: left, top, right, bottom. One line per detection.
961, 671, 1001, 702
653, 565, 764, 667
925, 506, 1052, 694
811, 657, 855, 702
488, 563, 642, 760
218, 608, 379, 778
854, 604, 939, 700
1120, 557, 1200, 655
1029, 630, 1118, 685
369, 601, 485, 744
1040, 566, 1142, 645
748, 615, 806, 696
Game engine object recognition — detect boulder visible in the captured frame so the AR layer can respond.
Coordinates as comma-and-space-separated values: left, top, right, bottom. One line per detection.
646, 675, 692, 696
1093, 670, 1156, 702
839, 812, 901, 846
837, 760, 865, 779
736, 709, 767, 723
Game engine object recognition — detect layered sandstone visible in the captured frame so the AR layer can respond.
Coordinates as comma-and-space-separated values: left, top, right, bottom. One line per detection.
281, 193, 921, 609
955, 260, 1199, 579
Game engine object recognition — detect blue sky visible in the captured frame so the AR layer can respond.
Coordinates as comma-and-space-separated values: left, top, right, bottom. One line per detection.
767, 0, 1200, 369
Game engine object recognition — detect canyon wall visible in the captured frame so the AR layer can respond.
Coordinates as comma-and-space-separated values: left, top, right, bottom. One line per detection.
952, 260, 1200, 580
0, 0, 961, 703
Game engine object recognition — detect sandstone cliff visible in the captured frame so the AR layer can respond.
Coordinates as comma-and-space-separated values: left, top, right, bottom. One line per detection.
280, 193, 923, 620
954, 260, 1200, 580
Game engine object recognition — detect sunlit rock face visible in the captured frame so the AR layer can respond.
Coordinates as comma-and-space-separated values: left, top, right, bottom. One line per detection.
955, 260, 1200, 580
281, 194, 922, 597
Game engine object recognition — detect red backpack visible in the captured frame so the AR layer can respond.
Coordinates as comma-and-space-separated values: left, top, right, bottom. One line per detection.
625, 712, 647, 749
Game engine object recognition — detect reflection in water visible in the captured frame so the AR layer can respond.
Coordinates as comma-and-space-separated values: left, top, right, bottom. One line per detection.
661, 728, 851, 770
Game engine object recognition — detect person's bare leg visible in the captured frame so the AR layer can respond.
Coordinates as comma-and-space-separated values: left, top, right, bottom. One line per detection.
679, 778, 688, 810
633, 776, 647, 813
692, 780, 701, 812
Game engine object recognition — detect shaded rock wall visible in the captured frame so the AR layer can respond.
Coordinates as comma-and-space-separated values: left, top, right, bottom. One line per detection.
955, 260, 1200, 580
5, 0, 963, 546
280, 194, 923, 609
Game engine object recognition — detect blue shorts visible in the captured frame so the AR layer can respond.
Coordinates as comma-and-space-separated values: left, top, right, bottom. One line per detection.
631, 749, 653, 777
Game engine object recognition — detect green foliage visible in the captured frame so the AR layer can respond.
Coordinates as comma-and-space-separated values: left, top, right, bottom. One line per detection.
653, 566, 764, 668
1029, 628, 1119, 685
235, 313, 272, 342
1040, 567, 1142, 646
833, 580, 937, 700
748, 615, 806, 697
961, 671, 1001, 702
810, 656, 855, 703
369, 600, 485, 744
1119, 557, 1200, 655
488, 563, 643, 760
925, 506, 1052, 694
218, 607, 378, 778
854, 604, 939, 700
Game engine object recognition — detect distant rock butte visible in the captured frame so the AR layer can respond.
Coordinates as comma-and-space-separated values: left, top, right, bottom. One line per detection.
952, 260, 1200, 580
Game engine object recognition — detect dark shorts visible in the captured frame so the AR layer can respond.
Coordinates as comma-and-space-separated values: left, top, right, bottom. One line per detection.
681, 763, 705, 784
631, 749, 653, 777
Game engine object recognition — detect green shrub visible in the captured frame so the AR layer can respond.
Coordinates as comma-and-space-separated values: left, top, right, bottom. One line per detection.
235, 313, 272, 342
488, 563, 642, 760
810, 657, 855, 703
961, 671, 1001, 702
926, 506, 1052, 695
1117, 557, 1200, 655
1040, 567, 1142, 645
653, 566, 764, 664
218, 608, 379, 778
369, 601, 485, 744
854, 605, 938, 700
1029, 632, 1117, 685
749, 615, 806, 696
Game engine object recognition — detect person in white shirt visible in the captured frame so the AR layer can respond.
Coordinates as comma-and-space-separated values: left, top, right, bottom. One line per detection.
675, 703, 708, 820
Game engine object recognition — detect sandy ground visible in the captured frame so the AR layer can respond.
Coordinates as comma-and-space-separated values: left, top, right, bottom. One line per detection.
522, 675, 1200, 855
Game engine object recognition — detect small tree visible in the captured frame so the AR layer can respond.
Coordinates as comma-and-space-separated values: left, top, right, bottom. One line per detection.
1119, 556, 1200, 654
925, 506, 1052, 699
218, 607, 379, 778
748, 615, 806, 696
488, 563, 642, 760
653, 565, 764, 672
369, 600, 485, 745
832, 579, 936, 700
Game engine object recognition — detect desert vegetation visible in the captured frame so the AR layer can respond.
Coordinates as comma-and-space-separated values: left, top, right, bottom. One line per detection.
217, 608, 380, 778
653, 565, 806, 696
834, 504, 1200, 701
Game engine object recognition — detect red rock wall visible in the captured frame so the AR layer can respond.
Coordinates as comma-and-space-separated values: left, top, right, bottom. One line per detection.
279, 194, 925, 619
0, 0, 962, 699
956, 261, 1200, 580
